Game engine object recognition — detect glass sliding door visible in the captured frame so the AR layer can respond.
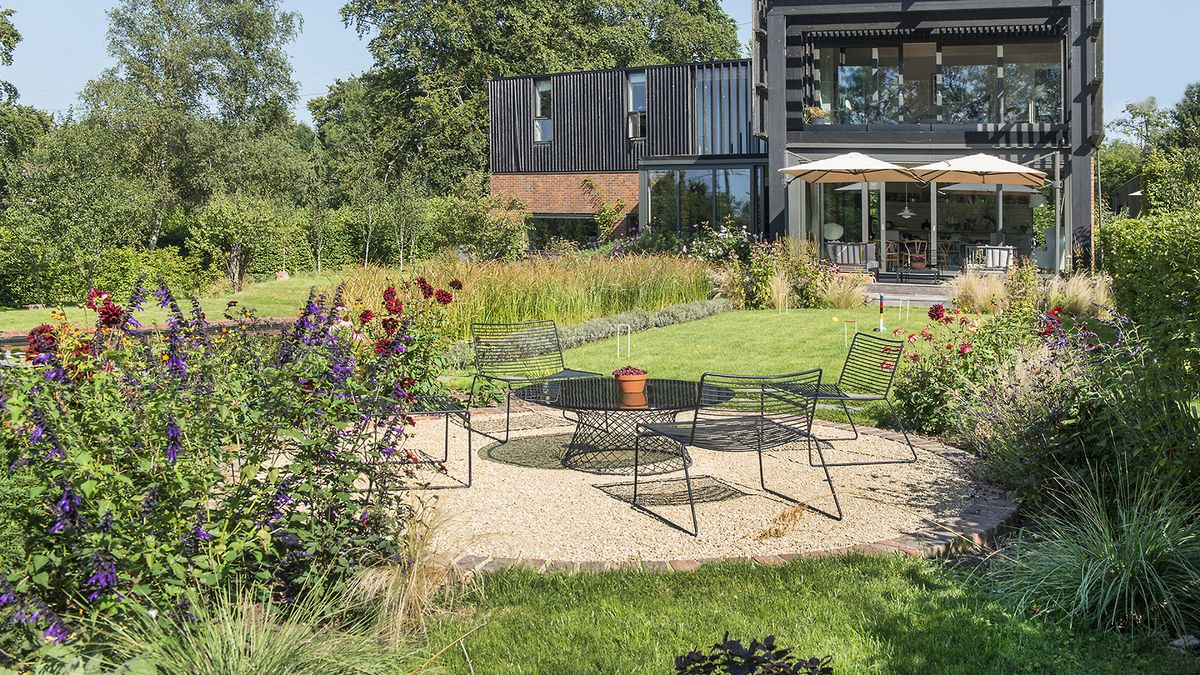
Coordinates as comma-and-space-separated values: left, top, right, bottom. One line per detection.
941, 45, 999, 123
1003, 43, 1063, 124
819, 183, 864, 244
902, 42, 937, 123
877, 47, 903, 123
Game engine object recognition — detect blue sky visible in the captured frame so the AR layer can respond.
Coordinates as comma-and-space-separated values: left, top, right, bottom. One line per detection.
0, 0, 1193, 128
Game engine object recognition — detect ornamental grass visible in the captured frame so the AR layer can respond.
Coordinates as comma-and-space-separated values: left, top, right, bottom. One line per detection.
337, 254, 713, 339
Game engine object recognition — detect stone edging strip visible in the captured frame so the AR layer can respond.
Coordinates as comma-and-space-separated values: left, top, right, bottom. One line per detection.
450, 406, 1018, 575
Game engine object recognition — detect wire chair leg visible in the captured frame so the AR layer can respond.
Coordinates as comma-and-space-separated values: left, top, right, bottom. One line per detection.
632, 433, 641, 505
464, 411, 473, 488
682, 455, 698, 537
441, 413, 450, 463
886, 400, 918, 462
809, 434, 844, 521
466, 375, 478, 410
840, 400, 860, 440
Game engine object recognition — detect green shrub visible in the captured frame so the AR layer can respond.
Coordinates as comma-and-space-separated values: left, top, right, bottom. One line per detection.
90, 247, 210, 301
419, 194, 528, 261
0, 281, 447, 658
1101, 211, 1200, 381
991, 468, 1200, 635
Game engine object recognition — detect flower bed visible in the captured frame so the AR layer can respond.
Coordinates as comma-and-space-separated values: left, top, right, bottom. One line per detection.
0, 277, 453, 657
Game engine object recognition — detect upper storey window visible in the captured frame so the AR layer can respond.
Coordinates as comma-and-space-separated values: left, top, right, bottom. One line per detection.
627, 71, 647, 138
534, 78, 553, 142
813, 40, 1062, 126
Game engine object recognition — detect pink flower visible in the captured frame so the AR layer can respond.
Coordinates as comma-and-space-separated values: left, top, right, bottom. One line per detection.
959, 342, 972, 355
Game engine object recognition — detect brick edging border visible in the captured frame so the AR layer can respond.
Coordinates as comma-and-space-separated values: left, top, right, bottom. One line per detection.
450, 406, 1018, 575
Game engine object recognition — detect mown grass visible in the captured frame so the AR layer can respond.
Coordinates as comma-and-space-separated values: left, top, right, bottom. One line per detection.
421, 557, 1191, 674
0, 274, 328, 333
551, 307, 931, 425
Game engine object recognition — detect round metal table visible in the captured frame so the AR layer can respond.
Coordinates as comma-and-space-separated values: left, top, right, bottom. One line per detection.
512, 378, 700, 475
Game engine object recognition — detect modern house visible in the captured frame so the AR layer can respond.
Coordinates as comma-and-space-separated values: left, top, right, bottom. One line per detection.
489, 0, 1103, 272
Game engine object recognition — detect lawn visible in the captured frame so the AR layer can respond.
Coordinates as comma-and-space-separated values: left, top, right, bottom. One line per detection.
0, 274, 331, 333
422, 556, 1191, 674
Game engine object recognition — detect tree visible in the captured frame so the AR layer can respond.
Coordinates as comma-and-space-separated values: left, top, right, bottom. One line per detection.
1109, 97, 1170, 155
1168, 82, 1200, 150
0, 7, 21, 103
82, 0, 305, 248
1097, 138, 1142, 202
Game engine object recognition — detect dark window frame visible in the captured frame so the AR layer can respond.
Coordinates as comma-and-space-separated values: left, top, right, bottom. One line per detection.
534, 78, 553, 143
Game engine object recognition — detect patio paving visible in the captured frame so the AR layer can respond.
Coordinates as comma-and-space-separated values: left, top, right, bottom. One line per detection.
407, 406, 1012, 569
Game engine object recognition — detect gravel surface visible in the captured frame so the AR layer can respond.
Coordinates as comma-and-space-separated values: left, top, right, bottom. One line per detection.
408, 411, 979, 563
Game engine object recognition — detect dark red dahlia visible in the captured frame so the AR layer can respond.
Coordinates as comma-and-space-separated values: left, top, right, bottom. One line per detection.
415, 277, 434, 299
383, 285, 399, 303
374, 337, 393, 355
382, 317, 399, 335
26, 324, 57, 360
448, 279, 463, 290
928, 303, 947, 322
358, 309, 375, 324
85, 288, 111, 311
385, 298, 403, 316
434, 289, 453, 305
97, 300, 125, 328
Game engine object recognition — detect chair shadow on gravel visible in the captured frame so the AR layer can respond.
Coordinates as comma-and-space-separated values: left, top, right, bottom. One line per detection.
480, 432, 573, 470
594, 476, 748, 507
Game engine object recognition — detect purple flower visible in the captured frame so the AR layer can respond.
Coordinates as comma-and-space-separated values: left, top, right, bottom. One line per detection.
0, 576, 16, 607
196, 525, 213, 541
85, 552, 118, 603
43, 621, 69, 642
128, 279, 148, 312
49, 482, 82, 534
166, 416, 182, 464
153, 283, 172, 309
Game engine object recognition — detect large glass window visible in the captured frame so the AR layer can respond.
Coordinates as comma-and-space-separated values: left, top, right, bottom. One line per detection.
836, 47, 874, 124
680, 170, 715, 229
812, 40, 1062, 126
627, 71, 647, 138
1003, 43, 1062, 123
819, 183, 865, 244
877, 47, 903, 123
715, 169, 753, 230
643, 167, 766, 235
648, 171, 679, 231
941, 45, 998, 124
534, 78, 553, 142
902, 43, 938, 123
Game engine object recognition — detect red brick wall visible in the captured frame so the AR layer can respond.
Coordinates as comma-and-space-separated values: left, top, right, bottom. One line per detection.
491, 172, 640, 220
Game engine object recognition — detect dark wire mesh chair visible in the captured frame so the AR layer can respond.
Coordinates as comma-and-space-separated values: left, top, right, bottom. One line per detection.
633, 369, 840, 536
466, 320, 602, 444
813, 332, 915, 465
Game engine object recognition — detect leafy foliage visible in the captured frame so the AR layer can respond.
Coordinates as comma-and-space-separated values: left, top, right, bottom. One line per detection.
992, 468, 1200, 635
1101, 210, 1200, 380
676, 633, 833, 675
0, 280, 451, 659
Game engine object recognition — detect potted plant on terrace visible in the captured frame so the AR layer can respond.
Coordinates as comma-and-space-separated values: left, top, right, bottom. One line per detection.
614, 365, 649, 408
909, 253, 928, 270
614, 365, 648, 393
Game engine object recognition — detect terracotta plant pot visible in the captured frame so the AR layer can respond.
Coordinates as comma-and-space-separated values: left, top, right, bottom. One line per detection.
616, 373, 648, 395
911, 261, 927, 270
618, 391, 648, 410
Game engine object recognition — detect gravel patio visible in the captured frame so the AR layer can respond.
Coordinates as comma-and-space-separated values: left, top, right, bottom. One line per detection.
406, 406, 998, 565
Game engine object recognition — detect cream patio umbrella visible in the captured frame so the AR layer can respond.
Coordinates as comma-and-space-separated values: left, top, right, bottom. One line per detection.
779, 152, 918, 183
911, 153, 1047, 187
780, 154, 919, 259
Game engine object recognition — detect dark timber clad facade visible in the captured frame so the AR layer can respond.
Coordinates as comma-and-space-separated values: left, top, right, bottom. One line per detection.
488, 0, 1103, 269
